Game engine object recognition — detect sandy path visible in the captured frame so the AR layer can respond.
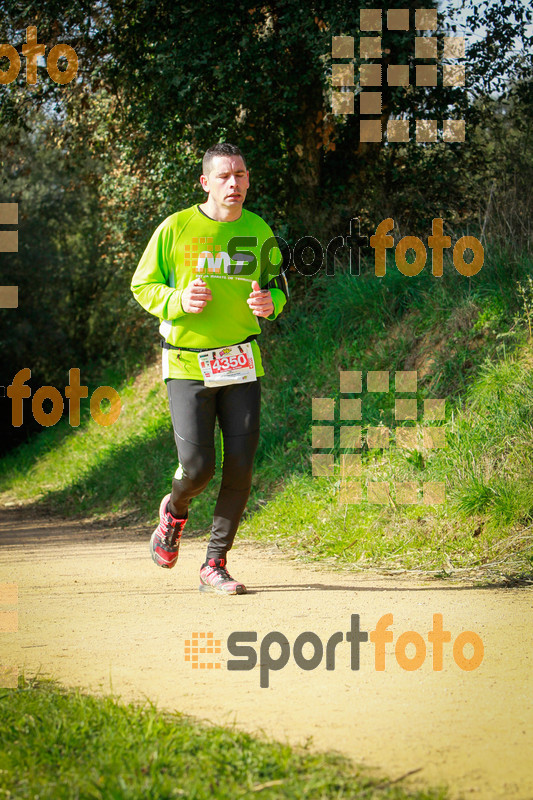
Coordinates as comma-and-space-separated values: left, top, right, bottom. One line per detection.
0, 508, 532, 800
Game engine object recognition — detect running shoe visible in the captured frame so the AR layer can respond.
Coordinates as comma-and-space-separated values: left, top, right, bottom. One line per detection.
199, 557, 247, 594
149, 494, 187, 569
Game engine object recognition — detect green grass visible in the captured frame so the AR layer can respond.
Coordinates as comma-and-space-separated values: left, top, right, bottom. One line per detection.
241, 345, 533, 581
0, 677, 447, 800
1, 248, 533, 579
240, 250, 533, 580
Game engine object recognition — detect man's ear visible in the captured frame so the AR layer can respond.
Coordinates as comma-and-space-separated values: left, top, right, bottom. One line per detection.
199, 174, 209, 194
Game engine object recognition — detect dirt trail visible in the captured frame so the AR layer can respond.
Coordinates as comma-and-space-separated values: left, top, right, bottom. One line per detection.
0, 507, 532, 800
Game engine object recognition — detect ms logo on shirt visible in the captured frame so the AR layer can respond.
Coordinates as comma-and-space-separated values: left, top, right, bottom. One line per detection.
184, 237, 255, 278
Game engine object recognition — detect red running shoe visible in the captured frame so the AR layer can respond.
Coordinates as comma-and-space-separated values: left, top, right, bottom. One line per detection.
199, 558, 247, 595
149, 494, 187, 569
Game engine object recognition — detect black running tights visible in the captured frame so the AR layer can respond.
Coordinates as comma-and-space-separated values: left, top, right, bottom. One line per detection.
166, 378, 261, 561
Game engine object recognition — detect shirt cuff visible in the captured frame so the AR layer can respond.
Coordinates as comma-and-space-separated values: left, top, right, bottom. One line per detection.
266, 288, 286, 320
167, 289, 186, 319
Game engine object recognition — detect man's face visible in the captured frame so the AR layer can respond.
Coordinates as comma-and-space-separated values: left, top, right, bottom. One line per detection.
200, 155, 250, 210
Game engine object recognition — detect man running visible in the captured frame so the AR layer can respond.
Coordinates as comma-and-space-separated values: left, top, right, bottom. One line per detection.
131, 142, 288, 595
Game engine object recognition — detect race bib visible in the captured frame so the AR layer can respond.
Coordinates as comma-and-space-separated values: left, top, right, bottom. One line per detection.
198, 342, 256, 387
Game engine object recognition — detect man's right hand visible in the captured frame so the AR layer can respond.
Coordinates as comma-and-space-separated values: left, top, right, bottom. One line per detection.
180, 277, 212, 313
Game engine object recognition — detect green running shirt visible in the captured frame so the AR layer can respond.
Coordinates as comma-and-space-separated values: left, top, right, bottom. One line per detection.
131, 205, 286, 380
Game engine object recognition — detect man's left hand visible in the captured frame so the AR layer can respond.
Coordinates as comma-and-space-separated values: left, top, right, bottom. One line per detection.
247, 280, 274, 317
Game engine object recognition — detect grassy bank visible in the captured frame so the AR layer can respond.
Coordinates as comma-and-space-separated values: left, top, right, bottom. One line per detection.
1, 249, 532, 580
0, 678, 446, 800
242, 341, 533, 582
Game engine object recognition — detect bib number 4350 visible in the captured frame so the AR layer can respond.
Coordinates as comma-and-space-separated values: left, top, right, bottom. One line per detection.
212, 353, 250, 373
198, 341, 257, 387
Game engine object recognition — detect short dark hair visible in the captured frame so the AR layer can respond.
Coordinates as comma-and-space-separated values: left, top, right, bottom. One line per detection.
202, 142, 247, 175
